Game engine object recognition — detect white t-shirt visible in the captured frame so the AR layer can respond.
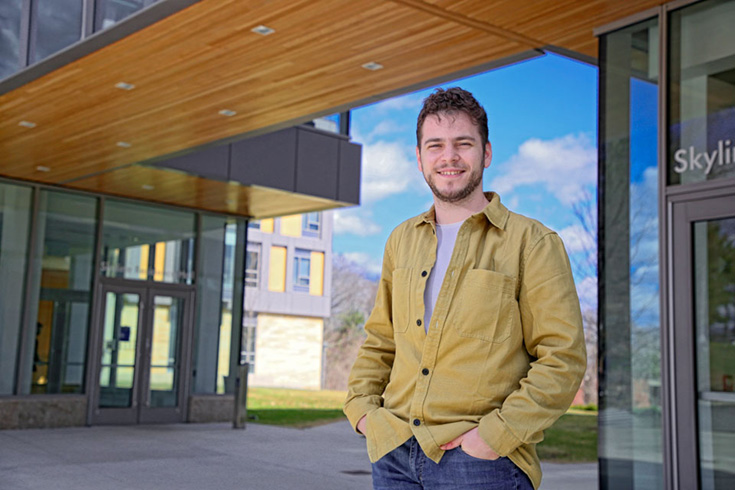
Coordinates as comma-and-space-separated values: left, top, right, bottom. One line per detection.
423, 220, 463, 333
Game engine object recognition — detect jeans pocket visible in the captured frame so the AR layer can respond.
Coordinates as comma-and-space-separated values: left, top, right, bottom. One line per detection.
456, 445, 502, 462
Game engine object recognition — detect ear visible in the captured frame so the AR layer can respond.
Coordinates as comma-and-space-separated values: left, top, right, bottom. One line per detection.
483, 141, 493, 169
416, 146, 423, 172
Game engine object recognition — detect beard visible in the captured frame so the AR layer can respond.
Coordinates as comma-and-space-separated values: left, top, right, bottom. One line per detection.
424, 164, 484, 204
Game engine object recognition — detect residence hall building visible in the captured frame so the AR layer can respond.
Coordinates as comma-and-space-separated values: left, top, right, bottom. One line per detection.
0, 1, 733, 489
244, 210, 334, 391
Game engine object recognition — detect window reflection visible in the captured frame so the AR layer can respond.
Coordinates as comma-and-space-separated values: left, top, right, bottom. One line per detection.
0, 0, 22, 79
31, 0, 83, 63
24, 191, 97, 395
669, 0, 735, 185
101, 200, 195, 284
694, 218, 735, 489
96, 0, 156, 31
600, 17, 663, 489
0, 182, 32, 395
193, 217, 243, 395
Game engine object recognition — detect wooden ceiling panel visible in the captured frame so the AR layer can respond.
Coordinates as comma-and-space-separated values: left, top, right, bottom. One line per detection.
1, 0, 528, 186
0, 0, 663, 216
420, 0, 666, 57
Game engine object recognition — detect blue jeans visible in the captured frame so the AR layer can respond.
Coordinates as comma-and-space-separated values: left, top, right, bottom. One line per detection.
371, 437, 534, 489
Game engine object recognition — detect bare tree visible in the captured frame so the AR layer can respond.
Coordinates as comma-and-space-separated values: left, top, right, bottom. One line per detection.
572, 189, 599, 406
323, 255, 378, 390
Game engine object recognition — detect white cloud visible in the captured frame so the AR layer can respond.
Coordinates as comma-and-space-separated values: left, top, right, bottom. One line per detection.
371, 93, 425, 113
559, 224, 596, 254
333, 209, 382, 236
489, 133, 597, 206
576, 276, 598, 311
361, 140, 423, 202
342, 252, 382, 276
368, 120, 410, 139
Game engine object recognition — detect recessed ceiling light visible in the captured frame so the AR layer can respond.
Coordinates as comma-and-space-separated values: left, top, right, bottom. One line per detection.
362, 62, 384, 71
115, 82, 135, 90
36, 165, 51, 172
251, 25, 275, 36
117, 141, 132, 148
141, 184, 154, 191
19, 120, 37, 128
219, 109, 237, 117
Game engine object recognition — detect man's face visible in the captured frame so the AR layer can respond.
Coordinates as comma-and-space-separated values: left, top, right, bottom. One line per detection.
416, 112, 492, 204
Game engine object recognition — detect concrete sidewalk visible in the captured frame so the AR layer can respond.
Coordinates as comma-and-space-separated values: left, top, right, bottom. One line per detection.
0, 420, 596, 489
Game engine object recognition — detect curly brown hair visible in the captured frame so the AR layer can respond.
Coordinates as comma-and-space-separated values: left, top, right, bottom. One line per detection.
416, 87, 488, 148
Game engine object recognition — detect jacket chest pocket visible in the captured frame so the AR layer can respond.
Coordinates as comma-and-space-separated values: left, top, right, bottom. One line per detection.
391, 268, 412, 333
452, 269, 516, 343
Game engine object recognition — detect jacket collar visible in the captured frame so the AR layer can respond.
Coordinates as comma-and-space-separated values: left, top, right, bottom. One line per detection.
415, 192, 509, 230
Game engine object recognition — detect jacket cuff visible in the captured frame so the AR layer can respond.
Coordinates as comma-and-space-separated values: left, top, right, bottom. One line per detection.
343, 395, 382, 434
477, 410, 523, 457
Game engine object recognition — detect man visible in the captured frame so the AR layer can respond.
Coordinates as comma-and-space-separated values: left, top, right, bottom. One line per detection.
344, 87, 586, 489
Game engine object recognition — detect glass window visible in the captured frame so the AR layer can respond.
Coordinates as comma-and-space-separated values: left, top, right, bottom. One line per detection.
309, 114, 340, 134
0, 182, 33, 395
193, 217, 244, 395
0, 0, 23, 79
302, 212, 321, 237
216, 222, 239, 394
693, 217, 735, 490
669, 0, 735, 185
30, 0, 83, 64
600, 17, 663, 489
245, 244, 260, 288
293, 249, 311, 292
248, 220, 260, 230
241, 312, 256, 374
99, 291, 139, 407
95, 0, 156, 31
101, 199, 195, 284
20, 191, 97, 395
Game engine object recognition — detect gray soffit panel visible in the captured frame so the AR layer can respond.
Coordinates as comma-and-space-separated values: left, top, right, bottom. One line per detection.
146, 125, 362, 208
154, 143, 229, 180
295, 128, 340, 201
338, 140, 361, 205
230, 128, 298, 192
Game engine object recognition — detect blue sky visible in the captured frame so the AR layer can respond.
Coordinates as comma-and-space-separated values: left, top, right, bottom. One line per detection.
332, 53, 599, 310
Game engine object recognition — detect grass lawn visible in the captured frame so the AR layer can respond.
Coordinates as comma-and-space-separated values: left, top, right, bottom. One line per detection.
537, 411, 598, 462
246, 387, 347, 428
247, 388, 598, 462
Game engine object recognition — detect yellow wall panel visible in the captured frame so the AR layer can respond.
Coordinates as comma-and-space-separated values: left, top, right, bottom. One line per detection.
138, 244, 149, 280
260, 218, 274, 233
268, 246, 287, 292
309, 251, 324, 296
280, 215, 302, 237
153, 242, 166, 281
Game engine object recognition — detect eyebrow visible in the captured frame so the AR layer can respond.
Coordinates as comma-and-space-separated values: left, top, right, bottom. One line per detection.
423, 135, 477, 145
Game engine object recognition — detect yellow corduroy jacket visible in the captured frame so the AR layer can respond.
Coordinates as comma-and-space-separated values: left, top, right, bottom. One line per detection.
343, 192, 587, 489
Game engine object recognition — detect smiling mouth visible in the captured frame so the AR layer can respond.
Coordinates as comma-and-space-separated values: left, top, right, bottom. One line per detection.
438, 170, 464, 176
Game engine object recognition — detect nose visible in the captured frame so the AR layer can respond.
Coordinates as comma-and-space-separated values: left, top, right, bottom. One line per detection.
441, 146, 459, 163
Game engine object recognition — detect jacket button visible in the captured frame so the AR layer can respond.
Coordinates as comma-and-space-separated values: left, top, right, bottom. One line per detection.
422, 368, 429, 375
421, 270, 427, 277
413, 419, 421, 426
416, 319, 422, 326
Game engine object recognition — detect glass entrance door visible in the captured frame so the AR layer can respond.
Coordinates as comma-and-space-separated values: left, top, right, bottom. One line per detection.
672, 192, 735, 489
92, 283, 193, 424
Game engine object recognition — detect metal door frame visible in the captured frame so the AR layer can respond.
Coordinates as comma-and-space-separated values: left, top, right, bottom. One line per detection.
86, 278, 195, 425
669, 189, 735, 489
